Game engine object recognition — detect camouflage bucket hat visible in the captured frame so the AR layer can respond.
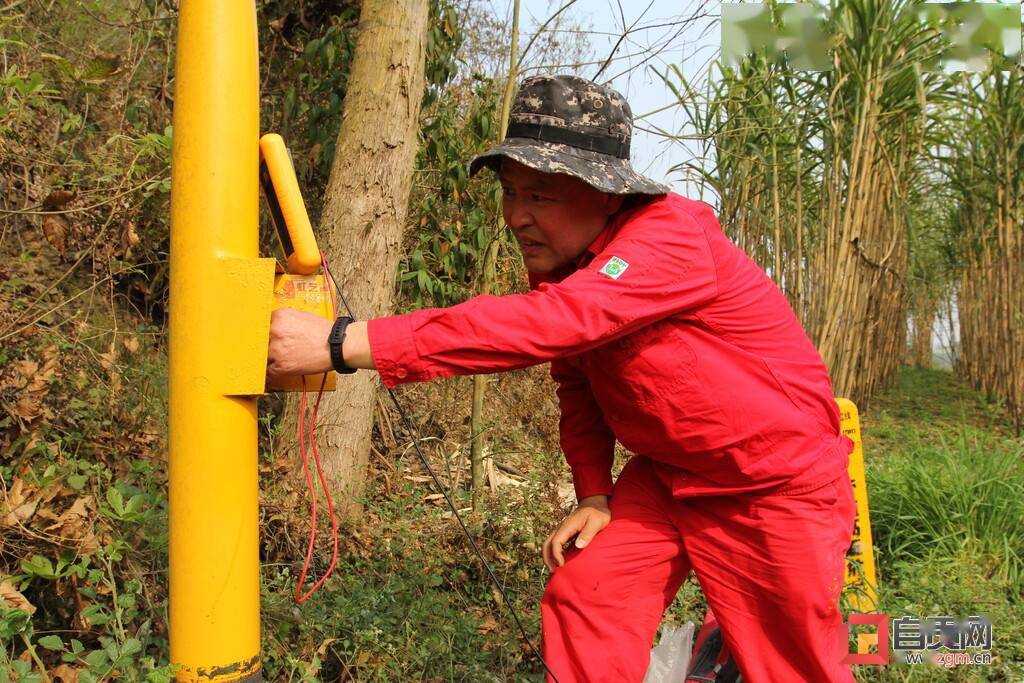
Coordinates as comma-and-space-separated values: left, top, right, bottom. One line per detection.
469, 75, 670, 195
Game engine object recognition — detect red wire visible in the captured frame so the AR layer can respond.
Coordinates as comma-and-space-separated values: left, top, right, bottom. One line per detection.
293, 378, 317, 601
292, 252, 341, 603
294, 374, 337, 603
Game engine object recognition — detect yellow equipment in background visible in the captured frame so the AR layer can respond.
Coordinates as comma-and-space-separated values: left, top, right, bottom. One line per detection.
838, 398, 880, 612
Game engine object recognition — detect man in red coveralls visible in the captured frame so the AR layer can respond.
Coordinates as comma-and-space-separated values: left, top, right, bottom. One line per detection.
267, 75, 856, 682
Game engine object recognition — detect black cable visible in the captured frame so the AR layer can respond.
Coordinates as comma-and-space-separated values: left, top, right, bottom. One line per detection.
385, 386, 560, 683
322, 258, 560, 683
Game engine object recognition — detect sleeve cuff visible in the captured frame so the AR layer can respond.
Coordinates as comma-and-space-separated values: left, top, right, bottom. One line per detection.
367, 315, 420, 387
571, 463, 614, 502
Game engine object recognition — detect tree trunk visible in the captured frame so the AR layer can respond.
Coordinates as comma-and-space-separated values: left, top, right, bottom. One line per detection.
283, 0, 429, 517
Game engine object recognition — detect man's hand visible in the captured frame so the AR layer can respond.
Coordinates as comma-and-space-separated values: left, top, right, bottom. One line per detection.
542, 494, 610, 571
267, 308, 334, 377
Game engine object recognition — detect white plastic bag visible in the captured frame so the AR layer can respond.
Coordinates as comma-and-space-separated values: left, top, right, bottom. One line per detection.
644, 621, 695, 683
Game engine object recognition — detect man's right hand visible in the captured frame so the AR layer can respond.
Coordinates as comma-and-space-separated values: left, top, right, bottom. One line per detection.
266, 309, 375, 379
542, 494, 611, 571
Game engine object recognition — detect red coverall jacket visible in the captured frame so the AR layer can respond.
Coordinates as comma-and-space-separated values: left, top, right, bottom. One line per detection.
368, 193, 852, 501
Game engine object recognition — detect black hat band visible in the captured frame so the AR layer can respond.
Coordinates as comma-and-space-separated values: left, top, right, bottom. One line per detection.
505, 122, 630, 160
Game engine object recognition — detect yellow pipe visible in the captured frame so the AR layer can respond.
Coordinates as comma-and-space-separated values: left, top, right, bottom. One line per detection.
169, 1, 273, 679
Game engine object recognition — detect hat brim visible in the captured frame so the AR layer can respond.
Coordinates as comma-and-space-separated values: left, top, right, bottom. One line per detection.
469, 138, 670, 196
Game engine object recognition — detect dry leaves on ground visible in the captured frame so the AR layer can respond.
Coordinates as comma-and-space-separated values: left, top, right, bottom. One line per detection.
0, 578, 36, 614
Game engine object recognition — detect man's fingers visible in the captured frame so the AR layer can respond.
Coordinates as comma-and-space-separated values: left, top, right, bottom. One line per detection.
266, 340, 279, 371
542, 532, 555, 571
551, 534, 565, 569
268, 307, 298, 338
551, 517, 584, 568
542, 529, 563, 571
574, 513, 606, 549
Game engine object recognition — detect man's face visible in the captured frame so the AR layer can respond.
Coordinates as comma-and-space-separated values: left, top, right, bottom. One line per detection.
499, 159, 624, 274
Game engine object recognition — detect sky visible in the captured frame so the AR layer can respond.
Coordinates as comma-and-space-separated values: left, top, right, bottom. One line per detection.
515, 0, 721, 200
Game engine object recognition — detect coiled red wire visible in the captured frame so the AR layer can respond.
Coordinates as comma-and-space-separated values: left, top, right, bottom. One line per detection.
292, 252, 340, 603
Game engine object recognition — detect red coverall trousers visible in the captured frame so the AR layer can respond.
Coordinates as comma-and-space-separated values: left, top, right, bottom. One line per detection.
541, 456, 857, 683
366, 194, 858, 681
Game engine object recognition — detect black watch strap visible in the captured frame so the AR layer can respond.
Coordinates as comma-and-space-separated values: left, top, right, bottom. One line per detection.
328, 316, 357, 374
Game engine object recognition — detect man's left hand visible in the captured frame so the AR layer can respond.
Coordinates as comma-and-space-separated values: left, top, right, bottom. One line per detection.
542, 494, 611, 571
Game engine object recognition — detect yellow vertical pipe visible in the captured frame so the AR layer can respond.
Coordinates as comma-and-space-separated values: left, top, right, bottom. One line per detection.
169, 0, 264, 679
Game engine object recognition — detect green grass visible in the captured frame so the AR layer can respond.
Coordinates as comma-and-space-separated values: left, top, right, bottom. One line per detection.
856, 367, 1024, 682
870, 431, 1024, 598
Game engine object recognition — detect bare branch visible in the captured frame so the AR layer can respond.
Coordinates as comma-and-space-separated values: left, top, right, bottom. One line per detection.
593, 0, 657, 81
516, 0, 582, 71
605, 7, 711, 83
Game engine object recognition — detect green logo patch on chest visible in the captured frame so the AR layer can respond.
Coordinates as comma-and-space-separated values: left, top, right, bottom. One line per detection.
599, 256, 629, 279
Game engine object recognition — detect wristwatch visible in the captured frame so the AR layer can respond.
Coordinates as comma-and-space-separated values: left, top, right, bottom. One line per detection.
328, 316, 357, 374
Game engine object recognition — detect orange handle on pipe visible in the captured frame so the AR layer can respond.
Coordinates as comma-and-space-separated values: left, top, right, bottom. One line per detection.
259, 133, 320, 275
